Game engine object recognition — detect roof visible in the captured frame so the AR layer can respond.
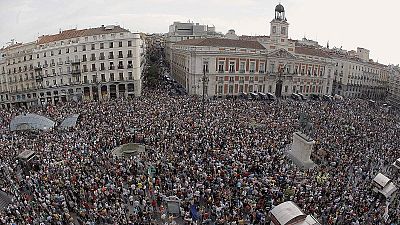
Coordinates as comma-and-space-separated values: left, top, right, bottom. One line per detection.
175, 38, 266, 50
59, 114, 80, 129
37, 25, 130, 44
373, 173, 391, 188
295, 46, 330, 58
10, 113, 55, 131
270, 201, 307, 225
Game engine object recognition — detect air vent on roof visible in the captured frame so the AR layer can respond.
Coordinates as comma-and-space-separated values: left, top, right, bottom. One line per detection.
105, 25, 114, 30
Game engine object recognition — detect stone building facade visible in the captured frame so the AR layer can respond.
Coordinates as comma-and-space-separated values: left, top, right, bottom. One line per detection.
0, 25, 145, 108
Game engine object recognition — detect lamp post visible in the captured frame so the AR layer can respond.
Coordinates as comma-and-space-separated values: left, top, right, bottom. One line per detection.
202, 66, 209, 118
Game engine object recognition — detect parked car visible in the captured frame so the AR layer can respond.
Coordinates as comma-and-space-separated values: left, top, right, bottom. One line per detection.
250, 92, 260, 100
310, 94, 321, 101
258, 92, 268, 100
297, 93, 307, 101
238, 92, 249, 99
266, 93, 276, 101
291, 93, 301, 100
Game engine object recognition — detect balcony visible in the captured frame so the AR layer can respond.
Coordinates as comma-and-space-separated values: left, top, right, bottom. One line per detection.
100, 67, 105, 71
118, 65, 124, 69
90, 57, 96, 61
109, 66, 115, 70
127, 54, 132, 58
99, 56, 105, 60
229, 70, 235, 74
218, 70, 224, 73
71, 60, 80, 64
83, 68, 88, 72
91, 68, 97, 72
82, 58, 87, 62
259, 71, 265, 74
118, 55, 123, 58
109, 55, 114, 59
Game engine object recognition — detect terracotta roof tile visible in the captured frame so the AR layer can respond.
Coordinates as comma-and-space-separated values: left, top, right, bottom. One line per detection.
37, 26, 130, 44
295, 46, 330, 58
175, 38, 266, 50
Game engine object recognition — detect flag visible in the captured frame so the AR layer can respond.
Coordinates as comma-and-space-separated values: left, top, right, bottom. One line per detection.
190, 204, 199, 221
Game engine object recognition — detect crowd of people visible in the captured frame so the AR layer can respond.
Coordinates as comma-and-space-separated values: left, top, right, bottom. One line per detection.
0, 62, 399, 224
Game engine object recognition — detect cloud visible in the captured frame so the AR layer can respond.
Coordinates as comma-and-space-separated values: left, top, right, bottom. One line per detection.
0, 0, 399, 64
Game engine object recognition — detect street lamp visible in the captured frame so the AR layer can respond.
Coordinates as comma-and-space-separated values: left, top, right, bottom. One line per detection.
202, 65, 209, 117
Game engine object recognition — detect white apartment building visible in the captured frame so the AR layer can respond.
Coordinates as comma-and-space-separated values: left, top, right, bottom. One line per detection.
388, 65, 400, 108
1, 25, 145, 108
165, 21, 223, 67
329, 47, 389, 100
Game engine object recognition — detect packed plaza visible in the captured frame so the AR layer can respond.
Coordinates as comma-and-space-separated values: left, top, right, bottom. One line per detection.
1, 3, 400, 225
0, 47, 399, 224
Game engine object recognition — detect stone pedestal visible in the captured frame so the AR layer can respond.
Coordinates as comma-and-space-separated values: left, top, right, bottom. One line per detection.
287, 132, 316, 169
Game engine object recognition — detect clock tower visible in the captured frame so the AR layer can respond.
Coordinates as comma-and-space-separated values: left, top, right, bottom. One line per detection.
270, 3, 289, 43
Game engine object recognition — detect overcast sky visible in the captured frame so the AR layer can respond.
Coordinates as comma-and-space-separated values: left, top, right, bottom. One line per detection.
0, 0, 399, 65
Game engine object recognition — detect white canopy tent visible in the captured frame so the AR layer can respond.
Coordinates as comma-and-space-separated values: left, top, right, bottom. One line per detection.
373, 173, 398, 199
10, 114, 55, 131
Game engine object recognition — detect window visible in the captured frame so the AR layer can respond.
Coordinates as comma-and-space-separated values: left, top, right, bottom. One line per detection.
100, 43, 104, 49
217, 85, 223, 94
100, 63, 105, 71
229, 62, 235, 73
58, 49, 62, 55
128, 72, 133, 80
203, 62, 209, 73
228, 85, 233, 94
101, 74, 106, 82
51, 51, 54, 56
272, 26, 276, 34
249, 62, 255, 73
259, 63, 265, 73
110, 73, 114, 81
91, 53, 96, 61
109, 52, 114, 59
118, 61, 124, 69
240, 62, 245, 73
284, 86, 288, 92
100, 52, 105, 60
82, 54, 87, 62
249, 85, 253, 92
82, 45, 86, 51
118, 41, 122, 47
218, 61, 224, 72
127, 50, 132, 57
281, 27, 286, 35
84, 76, 88, 84
91, 64, 96, 71
109, 42, 114, 48
270, 63, 275, 73
119, 72, 124, 80
92, 75, 97, 83
118, 51, 123, 58
128, 41, 132, 47
128, 61, 133, 68
91, 44, 95, 50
